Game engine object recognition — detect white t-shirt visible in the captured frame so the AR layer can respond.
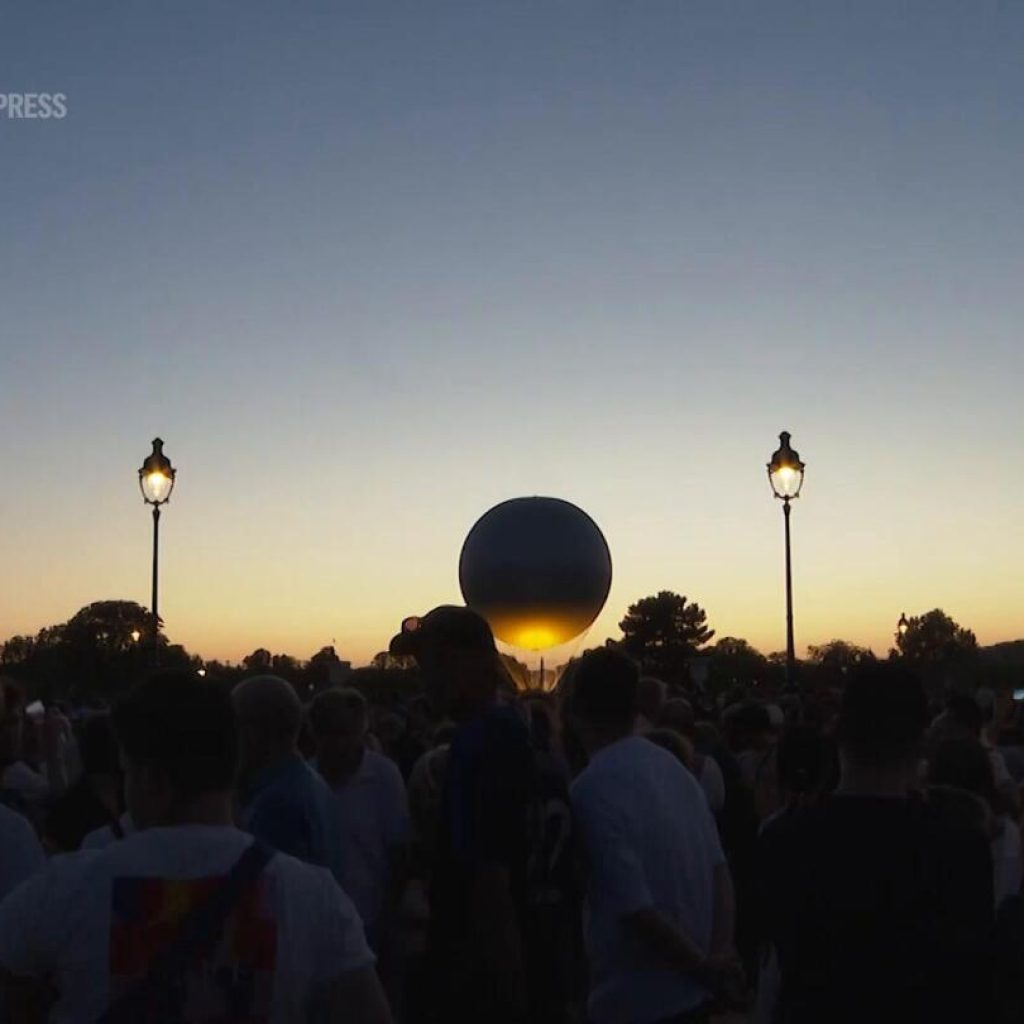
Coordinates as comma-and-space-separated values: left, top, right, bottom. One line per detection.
327, 749, 411, 933
81, 813, 135, 850
0, 824, 374, 1024
697, 755, 726, 816
0, 803, 44, 901
571, 736, 726, 1024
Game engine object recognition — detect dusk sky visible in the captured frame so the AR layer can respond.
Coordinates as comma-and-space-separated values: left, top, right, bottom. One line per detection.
1, 2, 1021, 666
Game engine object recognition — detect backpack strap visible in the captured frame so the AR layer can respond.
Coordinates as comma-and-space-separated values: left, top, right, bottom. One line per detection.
97, 839, 274, 1024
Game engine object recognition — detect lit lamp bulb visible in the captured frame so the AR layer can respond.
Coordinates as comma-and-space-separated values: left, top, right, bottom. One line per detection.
130, 629, 141, 643
768, 432, 805, 500
138, 438, 176, 506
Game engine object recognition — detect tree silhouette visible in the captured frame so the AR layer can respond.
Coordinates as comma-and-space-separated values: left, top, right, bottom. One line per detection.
895, 609, 978, 665
806, 640, 876, 686
1, 600, 173, 701
707, 636, 769, 692
619, 591, 715, 684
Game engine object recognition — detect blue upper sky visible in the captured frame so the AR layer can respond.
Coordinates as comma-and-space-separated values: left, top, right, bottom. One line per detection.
1, 2, 1021, 662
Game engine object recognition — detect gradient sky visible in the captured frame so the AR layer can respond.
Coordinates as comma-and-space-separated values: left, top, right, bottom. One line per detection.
1, 2, 1022, 666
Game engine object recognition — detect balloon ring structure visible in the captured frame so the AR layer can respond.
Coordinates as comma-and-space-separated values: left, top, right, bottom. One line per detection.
458, 497, 613, 652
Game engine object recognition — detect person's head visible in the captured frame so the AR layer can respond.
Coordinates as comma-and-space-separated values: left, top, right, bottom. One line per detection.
692, 720, 720, 755
945, 693, 985, 739
390, 606, 509, 721
0, 678, 25, 762
308, 687, 369, 779
658, 697, 696, 738
567, 648, 639, 753
79, 712, 121, 777
927, 737, 995, 804
722, 701, 773, 754
113, 670, 237, 828
837, 663, 927, 776
777, 725, 831, 799
232, 675, 302, 774
637, 676, 667, 723
646, 727, 694, 770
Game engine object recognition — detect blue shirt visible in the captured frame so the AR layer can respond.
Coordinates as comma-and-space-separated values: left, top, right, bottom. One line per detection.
240, 754, 345, 885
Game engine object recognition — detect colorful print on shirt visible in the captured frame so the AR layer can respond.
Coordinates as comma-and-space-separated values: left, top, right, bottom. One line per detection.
109, 873, 278, 1022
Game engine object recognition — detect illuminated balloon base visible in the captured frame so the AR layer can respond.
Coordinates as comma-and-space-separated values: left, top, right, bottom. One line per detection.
495, 632, 592, 693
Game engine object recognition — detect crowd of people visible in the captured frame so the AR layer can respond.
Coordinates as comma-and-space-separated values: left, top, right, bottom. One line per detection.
1, 604, 1023, 1023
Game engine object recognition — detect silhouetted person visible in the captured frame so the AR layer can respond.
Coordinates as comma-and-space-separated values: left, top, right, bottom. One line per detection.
309, 687, 411, 948
0, 670, 391, 1023
44, 712, 123, 852
391, 606, 576, 1024
659, 698, 726, 815
758, 663, 994, 1023
0, 685, 44, 901
928, 736, 1022, 907
568, 648, 739, 1024
233, 674, 345, 884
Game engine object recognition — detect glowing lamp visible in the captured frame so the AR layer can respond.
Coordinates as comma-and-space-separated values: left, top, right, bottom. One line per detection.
768, 431, 805, 501
139, 438, 176, 506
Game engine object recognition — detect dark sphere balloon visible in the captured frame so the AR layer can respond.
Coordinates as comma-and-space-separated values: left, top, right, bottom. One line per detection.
459, 497, 612, 651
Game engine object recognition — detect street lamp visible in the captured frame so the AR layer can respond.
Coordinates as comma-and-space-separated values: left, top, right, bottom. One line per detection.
896, 612, 909, 651
138, 438, 176, 659
768, 431, 805, 686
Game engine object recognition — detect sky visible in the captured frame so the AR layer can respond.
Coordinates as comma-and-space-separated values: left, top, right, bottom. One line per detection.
1, 2, 1022, 666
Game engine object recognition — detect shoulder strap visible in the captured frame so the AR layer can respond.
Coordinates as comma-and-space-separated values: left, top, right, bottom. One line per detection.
97, 839, 275, 1024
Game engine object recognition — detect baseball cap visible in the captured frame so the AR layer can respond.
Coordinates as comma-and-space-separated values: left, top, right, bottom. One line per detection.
389, 605, 496, 659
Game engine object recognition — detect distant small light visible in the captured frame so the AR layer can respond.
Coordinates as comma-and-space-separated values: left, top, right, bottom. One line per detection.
197, 668, 207, 678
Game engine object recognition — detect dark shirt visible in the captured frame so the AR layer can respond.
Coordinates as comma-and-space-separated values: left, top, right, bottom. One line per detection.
758, 793, 994, 1024
240, 754, 345, 885
429, 704, 541, 1022
44, 778, 120, 852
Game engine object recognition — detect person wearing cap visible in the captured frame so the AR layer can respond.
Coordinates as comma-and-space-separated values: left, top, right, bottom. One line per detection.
389, 607, 537, 1024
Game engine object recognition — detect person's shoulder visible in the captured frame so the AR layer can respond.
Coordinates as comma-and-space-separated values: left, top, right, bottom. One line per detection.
364, 749, 403, 782
15, 847, 103, 901
266, 847, 355, 907
0, 802, 39, 840
570, 739, 648, 803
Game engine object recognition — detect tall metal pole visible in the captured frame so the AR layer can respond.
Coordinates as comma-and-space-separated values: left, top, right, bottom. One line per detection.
783, 498, 795, 684
151, 505, 161, 665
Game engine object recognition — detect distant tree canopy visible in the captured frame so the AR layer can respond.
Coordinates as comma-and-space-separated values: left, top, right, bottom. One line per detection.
619, 591, 715, 685
0, 600, 190, 703
706, 636, 772, 693
896, 609, 978, 665
808, 639, 876, 669
0, 602, 372, 705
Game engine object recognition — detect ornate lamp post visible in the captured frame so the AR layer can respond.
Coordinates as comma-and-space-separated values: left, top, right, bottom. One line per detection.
768, 431, 805, 686
138, 438, 176, 658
